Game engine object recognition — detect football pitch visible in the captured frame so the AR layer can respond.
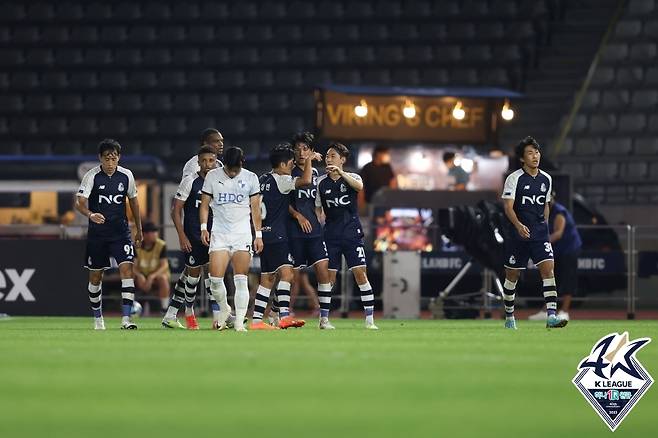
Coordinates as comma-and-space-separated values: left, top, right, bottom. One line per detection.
1, 318, 656, 438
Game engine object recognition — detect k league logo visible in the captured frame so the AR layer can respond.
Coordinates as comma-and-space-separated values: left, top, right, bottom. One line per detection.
573, 332, 653, 431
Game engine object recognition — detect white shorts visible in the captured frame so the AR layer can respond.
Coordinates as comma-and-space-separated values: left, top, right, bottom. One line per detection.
209, 232, 253, 255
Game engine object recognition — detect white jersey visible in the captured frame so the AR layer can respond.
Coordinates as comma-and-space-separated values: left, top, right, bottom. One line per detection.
181, 154, 223, 181
201, 167, 260, 235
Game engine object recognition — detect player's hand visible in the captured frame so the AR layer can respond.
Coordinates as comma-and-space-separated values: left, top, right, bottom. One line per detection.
310, 152, 323, 162
325, 165, 341, 176
516, 223, 530, 239
179, 236, 192, 253
296, 214, 312, 233
201, 230, 210, 246
253, 237, 264, 254
89, 212, 105, 224
134, 230, 143, 248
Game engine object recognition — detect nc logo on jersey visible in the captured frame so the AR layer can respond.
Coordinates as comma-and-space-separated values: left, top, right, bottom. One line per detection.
540, 183, 546, 193
99, 194, 124, 204
118, 182, 124, 192
521, 195, 546, 205
326, 195, 350, 207
508, 255, 516, 265
573, 332, 653, 431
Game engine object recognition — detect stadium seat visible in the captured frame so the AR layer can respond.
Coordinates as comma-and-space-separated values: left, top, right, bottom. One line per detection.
645, 66, 658, 84
591, 66, 615, 85
560, 162, 586, 179
52, 141, 83, 155
601, 43, 629, 63
114, 49, 142, 66
630, 89, 658, 108
363, 70, 392, 86
22, 142, 52, 155
627, 0, 655, 16
603, 137, 633, 155
634, 138, 658, 155
644, 19, 658, 37
159, 71, 186, 89
581, 90, 600, 109
615, 20, 643, 38
589, 114, 617, 133
246, 117, 275, 136
143, 48, 172, 65
616, 66, 644, 84
617, 113, 646, 132
69, 26, 98, 44
39, 117, 68, 136
127, 116, 158, 135
143, 94, 172, 112
99, 72, 128, 90
0, 95, 23, 113
601, 90, 630, 109
574, 138, 603, 156
405, 46, 434, 63
391, 69, 420, 86
622, 162, 648, 179
24, 95, 53, 113
159, 117, 187, 136
53, 95, 83, 112
648, 162, 658, 179
260, 93, 289, 112
187, 25, 215, 43
246, 71, 274, 88
274, 70, 303, 88
100, 25, 127, 43
172, 3, 199, 20
231, 94, 259, 112
261, 47, 289, 65
590, 161, 619, 179
648, 114, 658, 132
629, 43, 656, 61
98, 118, 128, 136
69, 117, 98, 136
290, 93, 314, 111
173, 94, 201, 112
25, 48, 54, 66
13, 26, 40, 43
114, 94, 143, 112
375, 46, 405, 63
128, 71, 157, 89
85, 94, 113, 112
114, 2, 141, 20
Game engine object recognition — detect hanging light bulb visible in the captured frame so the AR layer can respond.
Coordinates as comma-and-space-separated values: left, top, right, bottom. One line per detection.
501, 99, 514, 121
402, 99, 416, 119
354, 99, 368, 118
452, 100, 465, 120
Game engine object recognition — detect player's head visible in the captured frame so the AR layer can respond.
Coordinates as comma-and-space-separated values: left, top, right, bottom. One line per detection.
200, 128, 224, 156
291, 131, 315, 166
142, 222, 159, 246
222, 146, 244, 178
325, 142, 349, 169
372, 145, 391, 164
515, 136, 541, 170
97, 138, 121, 173
442, 151, 456, 167
269, 143, 295, 174
197, 145, 217, 177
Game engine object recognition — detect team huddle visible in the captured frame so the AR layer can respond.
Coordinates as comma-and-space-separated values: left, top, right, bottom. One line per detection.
75, 130, 378, 331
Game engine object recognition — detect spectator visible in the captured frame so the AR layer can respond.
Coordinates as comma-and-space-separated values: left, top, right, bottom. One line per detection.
528, 195, 582, 321
359, 146, 397, 207
443, 152, 469, 191
134, 222, 171, 312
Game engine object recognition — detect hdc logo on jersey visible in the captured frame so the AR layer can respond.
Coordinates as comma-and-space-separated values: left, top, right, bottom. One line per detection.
99, 194, 124, 204
521, 195, 546, 205
326, 195, 350, 207
573, 332, 653, 431
216, 193, 245, 204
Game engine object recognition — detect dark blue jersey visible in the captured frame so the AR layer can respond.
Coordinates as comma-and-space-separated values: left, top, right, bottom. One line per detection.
78, 165, 137, 241
502, 168, 552, 242
316, 172, 364, 242
259, 172, 297, 244
549, 202, 582, 256
175, 173, 213, 242
289, 166, 322, 239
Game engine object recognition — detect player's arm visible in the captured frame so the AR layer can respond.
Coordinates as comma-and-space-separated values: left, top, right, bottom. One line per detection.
294, 151, 323, 189
75, 196, 105, 224
338, 170, 364, 192
503, 198, 530, 239
550, 212, 566, 243
315, 206, 326, 225
199, 193, 211, 246
250, 194, 263, 254
128, 196, 143, 248
171, 199, 192, 253
289, 204, 312, 233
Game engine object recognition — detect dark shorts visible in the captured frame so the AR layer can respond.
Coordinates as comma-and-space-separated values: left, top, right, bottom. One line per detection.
326, 238, 367, 271
185, 239, 209, 268
504, 238, 554, 270
290, 237, 329, 269
555, 250, 579, 296
260, 241, 294, 274
85, 236, 135, 270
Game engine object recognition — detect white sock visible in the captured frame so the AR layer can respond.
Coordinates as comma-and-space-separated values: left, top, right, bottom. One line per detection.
366, 314, 374, 325
165, 307, 177, 319
209, 276, 228, 311
234, 274, 249, 329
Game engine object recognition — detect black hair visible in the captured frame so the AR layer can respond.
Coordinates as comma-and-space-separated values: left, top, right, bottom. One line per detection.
198, 144, 217, 156
98, 138, 121, 156
291, 131, 315, 149
223, 146, 244, 169
515, 136, 541, 161
442, 152, 456, 163
269, 143, 295, 168
200, 128, 221, 145
327, 142, 349, 159
373, 145, 390, 156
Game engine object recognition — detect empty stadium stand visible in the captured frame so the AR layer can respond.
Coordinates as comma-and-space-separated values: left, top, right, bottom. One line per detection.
0, 0, 561, 174
557, 0, 658, 205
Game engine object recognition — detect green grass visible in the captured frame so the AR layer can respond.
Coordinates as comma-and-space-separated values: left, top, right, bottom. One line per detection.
1, 318, 656, 438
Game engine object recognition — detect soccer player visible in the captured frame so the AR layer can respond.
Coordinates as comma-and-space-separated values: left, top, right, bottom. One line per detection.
288, 132, 334, 329
75, 139, 143, 330
250, 143, 321, 330
181, 128, 224, 180
528, 194, 582, 321
171, 128, 225, 320
163, 145, 223, 329
501, 136, 568, 329
200, 147, 262, 332
316, 142, 378, 330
